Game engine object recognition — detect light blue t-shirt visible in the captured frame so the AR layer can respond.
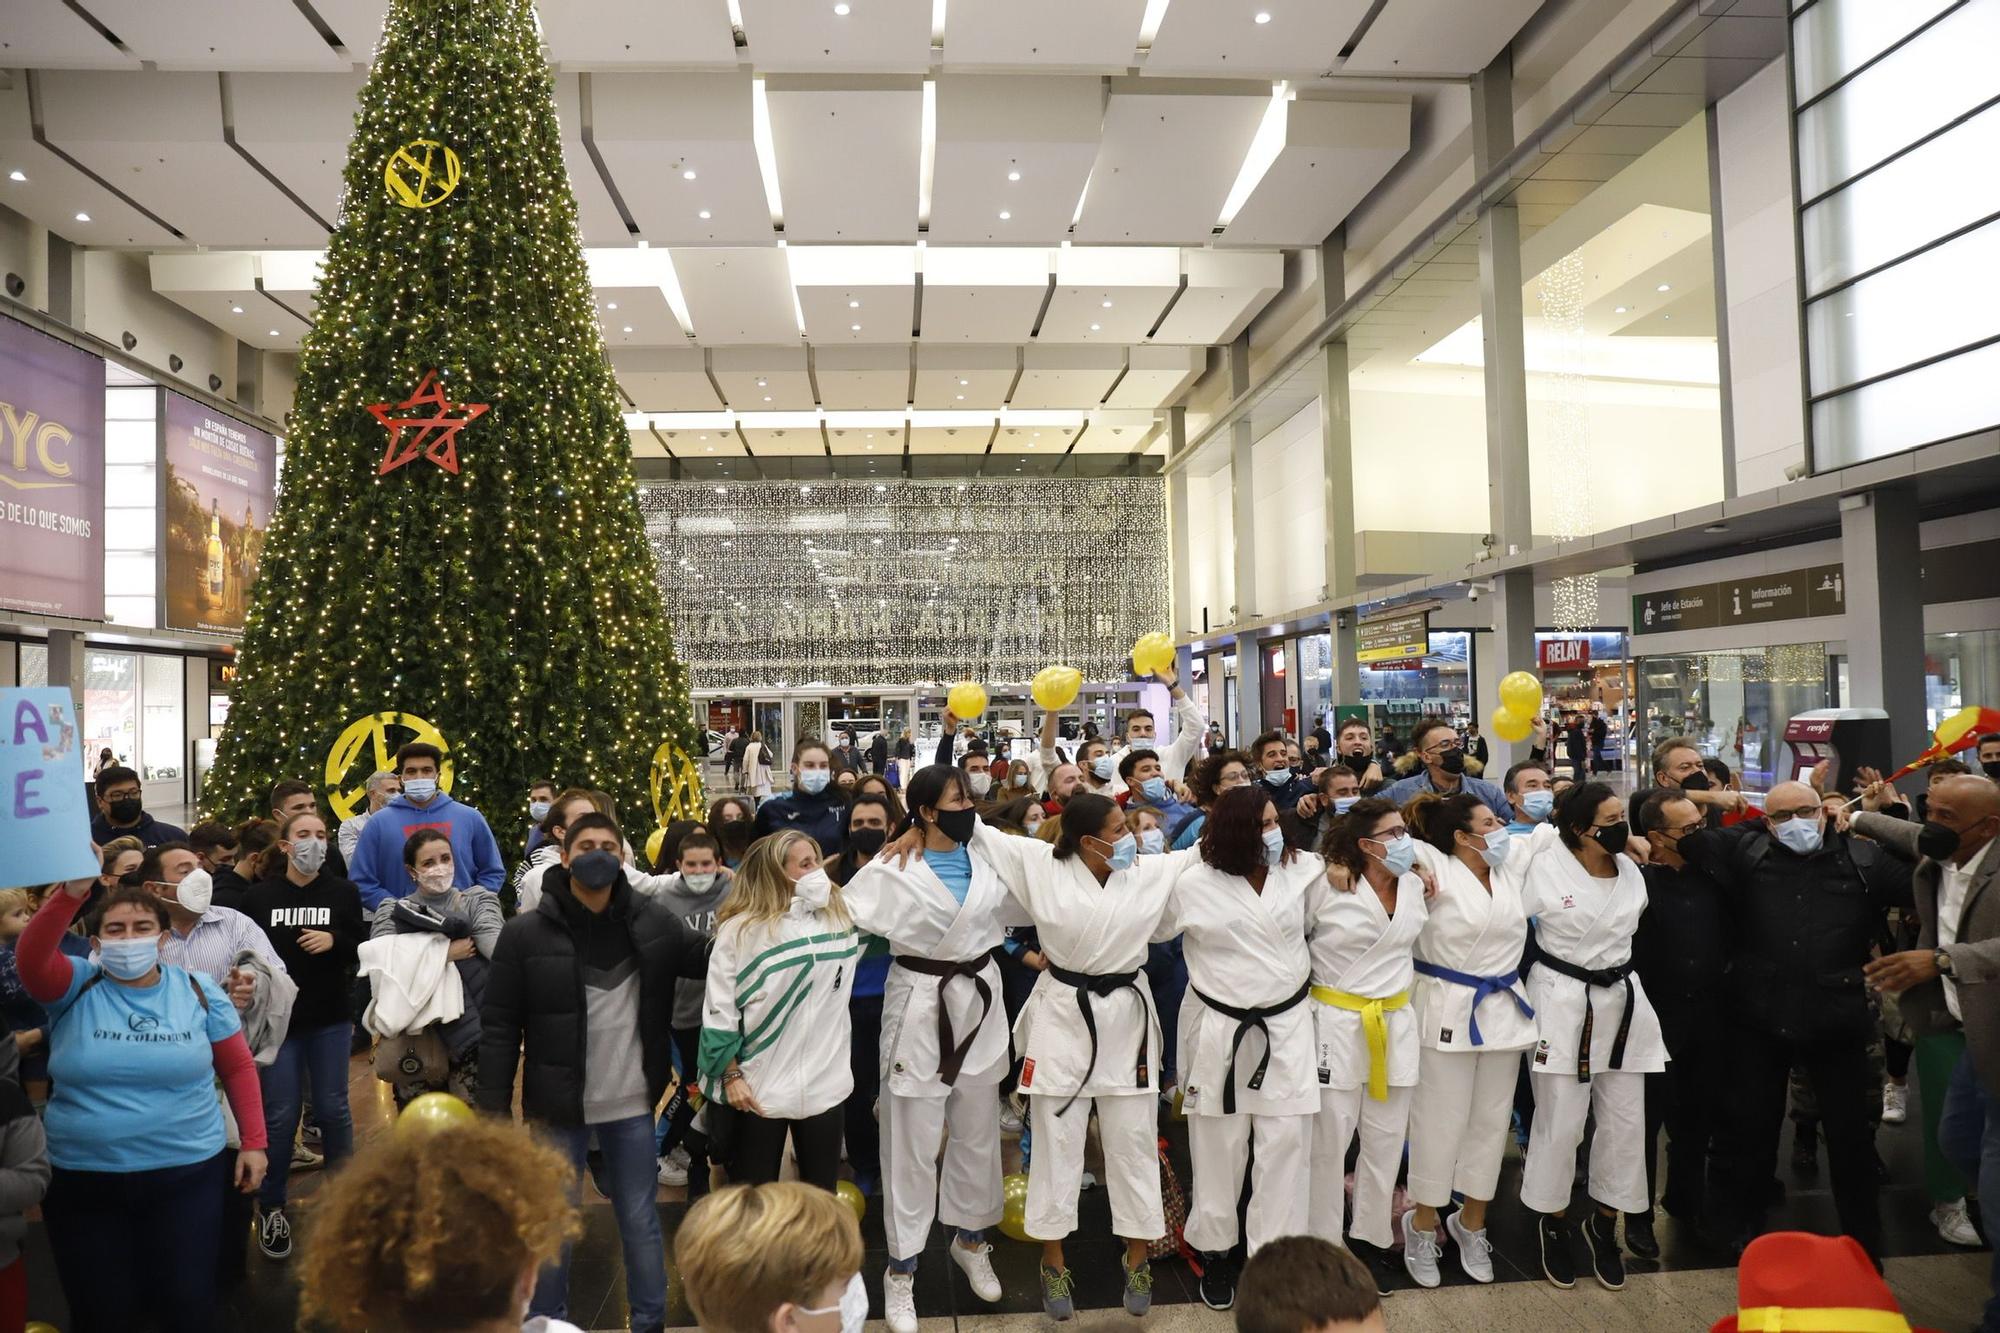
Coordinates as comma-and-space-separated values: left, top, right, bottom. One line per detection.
925, 845, 973, 904
44, 961, 239, 1172
1505, 820, 1539, 837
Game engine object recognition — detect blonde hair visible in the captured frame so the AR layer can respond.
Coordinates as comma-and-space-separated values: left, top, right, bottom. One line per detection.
298, 1117, 579, 1332
0, 889, 31, 918
717, 829, 848, 929
676, 1182, 862, 1333
99, 835, 143, 871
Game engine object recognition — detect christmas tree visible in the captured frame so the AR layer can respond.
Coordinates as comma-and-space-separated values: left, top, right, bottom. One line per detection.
204, 0, 703, 845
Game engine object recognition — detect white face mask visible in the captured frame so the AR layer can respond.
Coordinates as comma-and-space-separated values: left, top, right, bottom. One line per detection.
792, 866, 832, 912
171, 868, 213, 916
289, 838, 328, 875
682, 871, 718, 894
416, 863, 454, 894
797, 1272, 868, 1333
967, 772, 993, 798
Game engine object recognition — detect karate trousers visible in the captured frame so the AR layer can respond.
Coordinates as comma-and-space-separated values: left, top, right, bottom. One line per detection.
1026, 1093, 1163, 1242
1521, 1069, 1648, 1215
1407, 1046, 1522, 1207
881, 1085, 1005, 1262
1310, 1082, 1414, 1249
1183, 1112, 1310, 1256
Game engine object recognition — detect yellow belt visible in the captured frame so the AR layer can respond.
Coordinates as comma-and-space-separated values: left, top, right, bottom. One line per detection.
1734, 1307, 1909, 1333
1310, 985, 1410, 1102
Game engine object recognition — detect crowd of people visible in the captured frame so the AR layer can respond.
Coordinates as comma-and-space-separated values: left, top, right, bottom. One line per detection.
2, 697, 1995, 1333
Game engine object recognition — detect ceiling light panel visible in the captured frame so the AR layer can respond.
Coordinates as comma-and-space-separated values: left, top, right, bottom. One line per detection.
907, 421, 998, 454
589, 287, 683, 347
659, 422, 750, 457
814, 345, 914, 410
787, 245, 918, 341
940, 0, 1150, 69
1074, 91, 1272, 244
84, 0, 349, 69
767, 87, 923, 242
1011, 345, 1127, 409
825, 415, 906, 455
1150, 248, 1284, 343
0, 83, 176, 246
712, 346, 816, 410
614, 348, 726, 411
928, 75, 1102, 243
1340, 0, 1547, 77
591, 73, 772, 247
668, 247, 804, 343
538, 0, 739, 65
1040, 246, 1179, 341
740, 0, 934, 72
743, 422, 833, 457
1143, 0, 1373, 77
2, 2, 142, 67
148, 252, 309, 350
1218, 97, 1410, 247
226, 72, 366, 227
913, 343, 1016, 408
918, 245, 1053, 342
1075, 409, 1163, 452
1105, 345, 1202, 408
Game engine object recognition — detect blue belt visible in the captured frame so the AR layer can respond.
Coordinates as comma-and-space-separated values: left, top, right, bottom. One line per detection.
1413, 960, 1535, 1048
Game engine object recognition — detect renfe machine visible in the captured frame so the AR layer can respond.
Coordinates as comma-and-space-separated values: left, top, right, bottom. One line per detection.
1783, 708, 1893, 791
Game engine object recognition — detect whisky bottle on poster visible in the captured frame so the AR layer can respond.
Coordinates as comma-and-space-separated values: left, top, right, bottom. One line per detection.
205, 499, 225, 607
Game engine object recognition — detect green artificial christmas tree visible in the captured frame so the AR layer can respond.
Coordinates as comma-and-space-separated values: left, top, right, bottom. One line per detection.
204, 0, 703, 847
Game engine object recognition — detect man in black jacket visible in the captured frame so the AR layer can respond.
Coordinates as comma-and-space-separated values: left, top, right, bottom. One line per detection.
868, 728, 890, 774
478, 813, 708, 1333
1679, 781, 1912, 1262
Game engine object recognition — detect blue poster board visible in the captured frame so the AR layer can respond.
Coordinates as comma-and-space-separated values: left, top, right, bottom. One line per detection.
0, 688, 100, 890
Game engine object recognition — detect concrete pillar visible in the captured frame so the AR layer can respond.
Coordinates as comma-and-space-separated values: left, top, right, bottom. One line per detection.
1317, 233, 1362, 708
1840, 488, 1929, 782
22, 222, 50, 312
1167, 407, 1193, 639
44, 630, 85, 700
1226, 336, 1262, 740
45, 235, 81, 326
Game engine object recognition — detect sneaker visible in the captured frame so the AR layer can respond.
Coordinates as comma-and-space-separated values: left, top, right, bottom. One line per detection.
1121, 1257, 1153, 1316
950, 1240, 1002, 1303
1197, 1251, 1236, 1311
657, 1152, 689, 1187
290, 1141, 323, 1171
1584, 1212, 1626, 1291
1623, 1209, 1659, 1260
1040, 1264, 1076, 1321
1445, 1210, 1494, 1283
1347, 1238, 1397, 1297
257, 1206, 292, 1261
1932, 1198, 1983, 1247
999, 1097, 1025, 1135
1401, 1209, 1442, 1289
299, 1121, 323, 1150
883, 1269, 919, 1333
1538, 1214, 1576, 1290
1790, 1122, 1819, 1177
1882, 1081, 1909, 1125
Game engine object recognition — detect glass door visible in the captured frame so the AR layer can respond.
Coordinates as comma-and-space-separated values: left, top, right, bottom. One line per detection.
751, 699, 785, 785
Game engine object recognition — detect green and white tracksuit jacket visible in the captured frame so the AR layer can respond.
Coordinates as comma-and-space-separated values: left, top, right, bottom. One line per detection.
698, 905, 858, 1120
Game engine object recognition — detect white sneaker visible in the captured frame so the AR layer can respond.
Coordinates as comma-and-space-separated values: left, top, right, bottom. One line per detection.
1445, 1210, 1495, 1283
657, 1150, 689, 1187
1882, 1080, 1909, 1125
999, 1100, 1024, 1135
951, 1240, 1003, 1302
1933, 1198, 1983, 1247
1401, 1209, 1442, 1289
883, 1268, 919, 1333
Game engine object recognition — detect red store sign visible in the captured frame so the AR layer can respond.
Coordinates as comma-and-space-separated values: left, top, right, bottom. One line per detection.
1539, 638, 1592, 671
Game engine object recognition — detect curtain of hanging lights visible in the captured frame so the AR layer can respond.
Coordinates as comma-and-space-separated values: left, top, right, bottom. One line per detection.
1539, 250, 1599, 631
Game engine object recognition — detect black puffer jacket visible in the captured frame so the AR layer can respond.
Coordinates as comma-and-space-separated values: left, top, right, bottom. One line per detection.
476, 867, 709, 1126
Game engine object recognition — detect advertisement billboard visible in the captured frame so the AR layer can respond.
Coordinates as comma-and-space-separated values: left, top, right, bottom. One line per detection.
0, 316, 105, 620
161, 392, 274, 634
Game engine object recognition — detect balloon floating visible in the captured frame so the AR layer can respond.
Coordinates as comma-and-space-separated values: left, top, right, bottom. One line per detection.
1131, 632, 1175, 676
396, 1091, 476, 1136
947, 681, 988, 720
1031, 665, 1081, 711
997, 1171, 1033, 1242
645, 826, 666, 869
1498, 671, 1543, 718
836, 1178, 867, 1223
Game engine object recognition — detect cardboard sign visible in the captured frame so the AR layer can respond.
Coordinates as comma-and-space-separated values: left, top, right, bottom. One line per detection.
0, 688, 101, 890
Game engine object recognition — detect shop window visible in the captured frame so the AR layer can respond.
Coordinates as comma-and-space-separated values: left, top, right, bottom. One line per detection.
1635, 645, 1830, 791
1298, 632, 1333, 738
19, 644, 47, 689
141, 654, 185, 786
1925, 631, 2000, 735
82, 650, 138, 772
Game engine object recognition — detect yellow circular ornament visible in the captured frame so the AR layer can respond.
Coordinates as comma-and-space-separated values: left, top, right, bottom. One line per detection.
325, 711, 453, 822
650, 739, 707, 825
947, 681, 988, 720
385, 139, 463, 209
1031, 665, 1081, 711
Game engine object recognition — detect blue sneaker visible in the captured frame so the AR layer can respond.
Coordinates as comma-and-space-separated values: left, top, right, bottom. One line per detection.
1040, 1265, 1075, 1321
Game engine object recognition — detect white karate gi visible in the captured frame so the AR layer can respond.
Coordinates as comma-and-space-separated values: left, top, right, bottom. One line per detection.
1164, 855, 1321, 1256
1515, 826, 1666, 1216
1307, 868, 1428, 1249
969, 827, 1198, 1241
1405, 840, 1539, 1208
843, 849, 1022, 1261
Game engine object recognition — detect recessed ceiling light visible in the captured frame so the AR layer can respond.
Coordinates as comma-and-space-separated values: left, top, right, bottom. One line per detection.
1704, 523, 1728, 534
1656, 283, 1671, 292
698, 209, 711, 219
1613, 305, 1627, 313
623, 325, 633, 333
683, 169, 697, 180
756, 378, 767, 387
998, 210, 1011, 220
955, 394, 965, 401
1089, 323, 1101, 331
848, 298, 860, 308
73, 212, 89, 223
1007, 170, 1020, 182
958, 378, 969, 386
850, 323, 861, 331
763, 395, 772, 402
606, 302, 618, 310
1255, 10, 1272, 22
230, 305, 244, 314
1101, 299, 1113, 308
268, 329, 281, 337
834, 1, 850, 12
6, 171, 23, 183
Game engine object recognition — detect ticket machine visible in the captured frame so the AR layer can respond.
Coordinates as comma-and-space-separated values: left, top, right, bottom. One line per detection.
1783, 708, 1892, 792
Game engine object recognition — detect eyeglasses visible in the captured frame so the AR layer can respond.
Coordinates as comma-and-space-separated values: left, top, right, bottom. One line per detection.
1764, 806, 1820, 824
1424, 741, 1462, 756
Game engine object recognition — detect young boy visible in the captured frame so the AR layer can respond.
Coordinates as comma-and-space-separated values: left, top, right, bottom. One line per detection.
655, 834, 733, 1191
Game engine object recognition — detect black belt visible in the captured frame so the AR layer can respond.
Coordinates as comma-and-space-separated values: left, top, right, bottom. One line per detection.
1044, 962, 1145, 1118
1191, 979, 1311, 1114
893, 954, 993, 1087
1535, 953, 1634, 1083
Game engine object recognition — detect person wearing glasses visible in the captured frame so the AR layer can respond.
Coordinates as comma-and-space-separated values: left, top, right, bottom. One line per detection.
1379, 719, 1514, 821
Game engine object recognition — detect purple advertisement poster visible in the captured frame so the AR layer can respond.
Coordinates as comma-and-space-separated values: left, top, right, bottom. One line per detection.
162, 392, 274, 635
0, 316, 105, 620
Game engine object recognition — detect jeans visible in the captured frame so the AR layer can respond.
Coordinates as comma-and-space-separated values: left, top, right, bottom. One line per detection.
1938, 1050, 2000, 1332
1144, 938, 1187, 1086
533, 1113, 667, 1331
45, 1151, 225, 1333
259, 1021, 356, 1210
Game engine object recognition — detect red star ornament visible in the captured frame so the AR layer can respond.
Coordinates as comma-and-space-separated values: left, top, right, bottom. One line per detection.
368, 370, 489, 476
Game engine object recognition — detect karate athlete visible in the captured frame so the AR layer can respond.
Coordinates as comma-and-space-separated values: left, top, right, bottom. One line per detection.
842, 764, 1015, 1333
1399, 792, 1539, 1289
964, 791, 1201, 1320
1516, 780, 1665, 1294
1309, 798, 1429, 1293
1109, 663, 1208, 792
1162, 785, 1323, 1312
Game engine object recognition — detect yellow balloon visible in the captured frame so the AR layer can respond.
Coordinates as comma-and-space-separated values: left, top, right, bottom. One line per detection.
836, 1178, 867, 1223
645, 826, 666, 868
1499, 670, 1543, 717
1491, 706, 1533, 744
1936, 704, 1984, 748
25, 1324, 59, 1333
997, 1171, 1033, 1242
1131, 632, 1175, 676
1031, 665, 1082, 711
396, 1091, 476, 1136
947, 681, 988, 720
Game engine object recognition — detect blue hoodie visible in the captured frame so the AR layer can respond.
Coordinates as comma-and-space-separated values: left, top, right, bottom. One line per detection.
348, 790, 505, 911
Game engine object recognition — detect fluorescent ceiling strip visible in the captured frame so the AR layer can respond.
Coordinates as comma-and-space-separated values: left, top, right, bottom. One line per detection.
931, 0, 949, 44
999, 408, 1086, 428
652, 412, 737, 430
909, 409, 998, 428
1218, 82, 1292, 229
781, 249, 810, 335
825, 410, 910, 429
656, 251, 694, 335
1138, 0, 1172, 46
918, 79, 938, 229
725, 0, 744, 27
1070, 165, 1094, 228
623, 412, 652, 431
752, 78, 786, 229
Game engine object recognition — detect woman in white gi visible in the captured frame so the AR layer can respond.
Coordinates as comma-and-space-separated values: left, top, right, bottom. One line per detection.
1516, 779, 1664, 1293
843, 765, 1013, 1333
1163, 785, 1322, 1312
698, 829, 857, 1188
1398, 791, 1539, 1288
964, 790, 1200, 1320
1309, 797, 1429, 1291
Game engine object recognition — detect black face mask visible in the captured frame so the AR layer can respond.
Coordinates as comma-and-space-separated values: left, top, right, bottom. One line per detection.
106, 797, 142, 824
1917, 820, 1961, 862
1437, 751, 1466, 775
1591, 826, 1628, 860
1344, 751, 1372, 776
1984, 760, 2000, 782
1678, 771, 1712, 792
569, 849, 623, 891
933, 807, 979, 845
720, 818, 754, 842
849, 827, 888, 856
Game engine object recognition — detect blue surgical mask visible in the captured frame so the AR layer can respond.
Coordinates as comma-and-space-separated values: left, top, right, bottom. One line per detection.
1333, 796, 1359, 816
1261, 827, 1285, 866
99, 936, 159, 981
798, 769, 831, 795
1092, 756, 1115, 781
1471, 827, 1511, 868
528, 799, 552, 822
1140, 776, 1168, 802
1139, 829, 1166, 855
402, 777, 438, 802
1261, 769, 1291, 788
1099, 833, 1138, 871
1370, 833, 1418, 877
1775, 818, 1824, 855
1522, 790, 1555, 821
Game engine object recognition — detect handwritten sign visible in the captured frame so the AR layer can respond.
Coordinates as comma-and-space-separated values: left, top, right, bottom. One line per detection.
0, 688, 100, 889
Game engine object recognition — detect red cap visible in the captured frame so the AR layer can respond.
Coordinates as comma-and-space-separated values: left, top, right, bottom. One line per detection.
1710, 1233, 1934, 1333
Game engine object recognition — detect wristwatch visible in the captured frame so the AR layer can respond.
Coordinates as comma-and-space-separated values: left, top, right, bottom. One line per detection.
1935, 948, 1956, 978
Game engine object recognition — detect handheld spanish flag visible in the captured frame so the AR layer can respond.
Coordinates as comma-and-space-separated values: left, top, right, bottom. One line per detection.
1883, 704, 2000, 782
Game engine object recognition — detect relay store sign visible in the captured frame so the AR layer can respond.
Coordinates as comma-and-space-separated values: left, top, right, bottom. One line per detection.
0, 316, 105, 620
1633, 564, 1845, 634
1539, 638, 1592, 671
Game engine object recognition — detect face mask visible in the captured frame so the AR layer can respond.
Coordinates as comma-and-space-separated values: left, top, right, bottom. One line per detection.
967, 772, 993, 798
792, 866, 832, 911
1092, 756, 1115, 781
569, 849, 624, 891
289, 839, 328, 875
528, 800, 552, 822
798, 769, 831, 795
682, 871, 719, 894
934, 807, 979, 845
171, 868, 213, 916
99, 936, 159, 981
1774, 817, 1823, 855
1984, 760, 2000, 782
403, 777, 438, 802
1262, 768, 1291, 788
1522, 790, 1555, 821
1139, 829, 1166, 855
849, 828, 887, 857
1127, 739, 1156, 755
1011, 773, 1029, 788
1468, 827, 1511, 868
1917, 820, 1961, 861
1333, 796, 1359, 816
1678, 771, 1712, 793
1345, 752, 1372, 776
1261, 827, 1285, 866
1140, 776, 1168, 802
1370, 833, 1417, 877
721, 818, 754, 841
106, 796, 143, 824
1095, 833, 1138, 872
1025, 816, 1044, 835
1437, 751, 1466, 775
416, 863, 455, 894
1591, 826, 1628, 861
798, 1271, 868, 1333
